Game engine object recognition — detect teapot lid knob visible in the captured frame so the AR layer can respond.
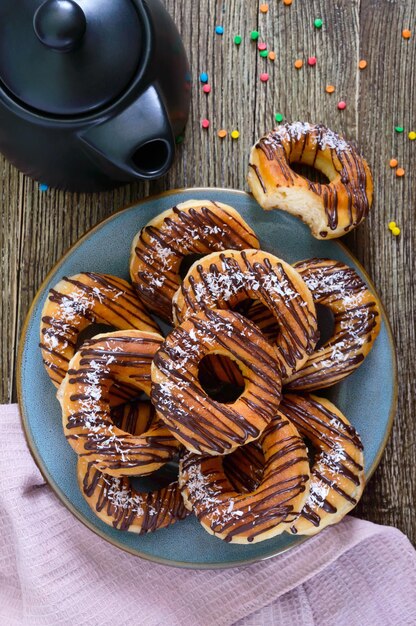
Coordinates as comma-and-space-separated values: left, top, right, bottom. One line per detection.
34, 0, 86, 52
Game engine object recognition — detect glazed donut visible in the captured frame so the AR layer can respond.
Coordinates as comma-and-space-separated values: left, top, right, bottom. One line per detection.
151, 309, 282, 455
59, 330, 181, 477
78, 458, 189, 533
279, 394, 365, 536
247, 123, 373, 239
172, 249, 318, 378
179, 416, 310, 543
285, 259, 381, 390
40, 272, 158, 388
130, 200, 260, 321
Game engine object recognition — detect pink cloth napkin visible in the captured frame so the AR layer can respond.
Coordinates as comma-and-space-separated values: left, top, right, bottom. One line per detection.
1, 403, 416, 626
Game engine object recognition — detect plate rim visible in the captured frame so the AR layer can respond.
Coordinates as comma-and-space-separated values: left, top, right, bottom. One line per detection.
16, 186, 398, 569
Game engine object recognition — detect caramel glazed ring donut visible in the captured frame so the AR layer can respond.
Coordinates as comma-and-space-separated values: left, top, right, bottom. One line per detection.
151, 309, 283, 456
247, 122, 373, 239
172, 249, 318, 379
78, 400, 189, 534
248, 258, 381, 391
40, 272, 159, 389
179, 416, 310, 544
129, 199, 260, 322
58, 330, 181, 477
222, 394, 365, 537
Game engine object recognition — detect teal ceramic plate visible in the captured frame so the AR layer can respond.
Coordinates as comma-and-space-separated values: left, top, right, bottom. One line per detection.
18, 188, 397, 569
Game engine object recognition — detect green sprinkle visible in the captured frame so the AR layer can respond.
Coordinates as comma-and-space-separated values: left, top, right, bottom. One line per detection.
259, 50, 268, 57
275, 113, 284, 123
314, 18, 323, 29
234, 35, 242, 45
395, 126, 404, 133
250, 30, 259, 41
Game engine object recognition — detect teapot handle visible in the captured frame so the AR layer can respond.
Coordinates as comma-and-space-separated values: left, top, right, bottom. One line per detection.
79, 85, 175, 182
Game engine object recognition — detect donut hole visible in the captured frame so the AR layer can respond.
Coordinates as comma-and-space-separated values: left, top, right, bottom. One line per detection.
315, 303, 335, 349
290, 162, 331, 184
179, 254, 207, 280
76, 323, 116, 351
303, 436, 319, 467
198, 355, 245, 403
223, 444, 265, 493
131, 459, 179, 493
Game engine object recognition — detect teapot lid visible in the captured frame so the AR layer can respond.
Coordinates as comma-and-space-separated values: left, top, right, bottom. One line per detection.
0, 0, 143, 116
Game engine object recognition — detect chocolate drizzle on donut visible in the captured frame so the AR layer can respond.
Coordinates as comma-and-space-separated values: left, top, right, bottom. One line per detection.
180, 417, 310, 543
151, 309, 282, 455
278, 394, 364, 535
284, 259, 381, 390
130, 201, 260, 321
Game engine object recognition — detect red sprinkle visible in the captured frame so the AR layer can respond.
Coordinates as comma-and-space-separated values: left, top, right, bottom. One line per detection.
260, 72, 269, 82
258, 42, 267, 51
337, 100, 347, 110
308, 56, 317, 66
203, 84, 211, 94
201, 119, 210, 129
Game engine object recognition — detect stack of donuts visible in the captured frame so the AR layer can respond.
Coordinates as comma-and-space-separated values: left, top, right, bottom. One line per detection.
40, 193, 380, 544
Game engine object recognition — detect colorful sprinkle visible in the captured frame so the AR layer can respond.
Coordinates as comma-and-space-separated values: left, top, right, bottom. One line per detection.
268, 51, 276, 61
283, 0, 293, 5
294, 59, 303, 69
217, 129, 227, 139
275, 113, 284, 123
39, 183, 49, 192
358, 59, 367, 70
395, 126, 404, 133
258, 42, 267, 51
250, 30, 260, 41
337, 101, 347, 110
234, 35, 242, 45
308, 56, 317, 66
389, 158, 398, 168
260, 72, 269, 82
215, 26, 224, 35
203, 84, 211, 94
392, 226, 401, 236
260, 4, 269, 13
259, 50, 269, 57
231, 130, 240, 139
402, 29, 411, 39
396, 168, 405, 177
201, 119, 210, 129
199, 72, 208, 83
175, 134, 185, 144
388, 221, 397, 230
314, 18, 323, 29
325, 85, 335, 94
408, 131, 416, 140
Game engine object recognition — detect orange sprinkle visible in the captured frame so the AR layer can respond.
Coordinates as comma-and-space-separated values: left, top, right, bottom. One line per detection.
389, 158, 398, 168
396, 168, 405, 177
217, 129, 227, 139
260, 3, 269, 13
358, 59, 367, 69
325, 85, 335, 94
294, 59, 303, 69
268, 51, 276, 61
402, 29, 411, 39
283, 0, 292, 5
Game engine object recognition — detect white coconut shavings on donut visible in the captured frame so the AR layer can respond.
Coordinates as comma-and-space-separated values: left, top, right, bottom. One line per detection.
106, 478, 144, 516
279, 122, 350, 153
321, 443, 347, 475
59, 292, 95, 322
306, 480, 331, 509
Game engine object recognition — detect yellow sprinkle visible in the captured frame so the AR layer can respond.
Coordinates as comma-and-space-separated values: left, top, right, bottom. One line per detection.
231, 130, 240, 139
388, 221, 396, 230
391, 226, 401, 236
408, 131, 416, 140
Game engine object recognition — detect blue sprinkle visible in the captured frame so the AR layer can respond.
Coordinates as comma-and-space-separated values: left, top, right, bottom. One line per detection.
200, 72, 208, 83
39, 183, 49, 192
215, 25, 224, 35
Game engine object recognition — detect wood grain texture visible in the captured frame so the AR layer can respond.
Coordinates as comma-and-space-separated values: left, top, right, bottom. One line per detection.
0, 0, 415, 543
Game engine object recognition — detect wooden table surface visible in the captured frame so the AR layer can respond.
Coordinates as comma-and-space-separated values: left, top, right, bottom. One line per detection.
1, 0, 415, 543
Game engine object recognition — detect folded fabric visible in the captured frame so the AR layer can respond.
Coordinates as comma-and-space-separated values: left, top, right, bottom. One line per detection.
1, 403, 415, 626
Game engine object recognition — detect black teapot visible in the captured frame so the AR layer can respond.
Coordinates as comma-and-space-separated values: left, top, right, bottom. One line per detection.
0, 0, 191, 191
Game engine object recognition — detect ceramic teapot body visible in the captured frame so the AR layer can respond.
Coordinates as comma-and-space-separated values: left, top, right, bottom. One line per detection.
0, 0, 190, 191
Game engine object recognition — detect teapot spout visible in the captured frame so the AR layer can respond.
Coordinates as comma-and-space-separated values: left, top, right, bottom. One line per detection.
80, 85, 175, 182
